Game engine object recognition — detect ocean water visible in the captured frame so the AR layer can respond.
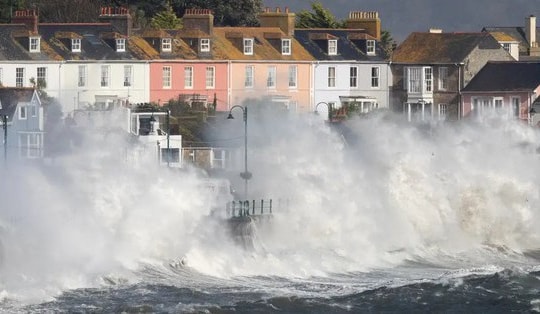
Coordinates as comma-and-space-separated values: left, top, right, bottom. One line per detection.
1, 110, 540, 313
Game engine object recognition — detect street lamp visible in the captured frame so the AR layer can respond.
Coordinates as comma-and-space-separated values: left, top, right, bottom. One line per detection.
227, 105, 251, 199
314, 101, 333, 121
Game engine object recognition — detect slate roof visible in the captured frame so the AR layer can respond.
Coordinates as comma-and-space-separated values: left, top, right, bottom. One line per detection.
212, 27, 314, 61
482, 27, 530, 54
392, 32, 502, 64
0, 24, 61, 61
130, 28, 203, 60
462, 61, 540, 92
294, 28, 386, 61
39, 23, 149, 61
0, 88, 36, 122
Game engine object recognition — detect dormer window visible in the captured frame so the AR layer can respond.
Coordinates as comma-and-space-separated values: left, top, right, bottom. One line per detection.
328, 39, 337, 55
200, 38, 210, 52
161, 38, 172, 52
71, 38, 81, 52
281, 39, 291, 55
29, 36, 40, 53
116, 38, 126, 52
243, 38, 254, 55
367, 40, 376, 55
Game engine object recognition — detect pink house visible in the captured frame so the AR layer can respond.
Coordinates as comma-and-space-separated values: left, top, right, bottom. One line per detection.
461, 61, 540, 125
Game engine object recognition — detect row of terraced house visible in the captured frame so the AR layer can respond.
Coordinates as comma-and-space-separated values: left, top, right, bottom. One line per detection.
2, 6, 540, 161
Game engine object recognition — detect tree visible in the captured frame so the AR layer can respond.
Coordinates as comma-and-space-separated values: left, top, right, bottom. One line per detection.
150, 2, 182, 29
295, 2, 344, 29
380, 30, 397, 59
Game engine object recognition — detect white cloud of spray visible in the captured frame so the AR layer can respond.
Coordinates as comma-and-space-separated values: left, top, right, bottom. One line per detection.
1, 108, 540, 303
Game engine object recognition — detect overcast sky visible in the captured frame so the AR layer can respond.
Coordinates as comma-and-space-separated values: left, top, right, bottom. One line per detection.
264, 0, 540, 43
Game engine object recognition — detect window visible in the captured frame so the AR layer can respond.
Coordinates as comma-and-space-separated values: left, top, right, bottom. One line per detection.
206, 66, 215, 89
212, 149, 230, 169
371, 67, 379, 88
162, 38, 172, 52
29, 37, 40, 52
200, 38, 210, 52
267, 66, 276, 88
494, 97, 503, 109
30, 105, 37, 117
162, 66, 171, 88
511, 97, 520, 118
407, 67, 421, 93
72, 38, 81, 52
367, 40, 376, 55
78, 65, 87, 87
245, 65, 254, 88
288, 65, 297, 88
439, 67, 448, 91
502, 43, 511, 53
19, 105, 27, 119
19, 133, 42, 158
124, 65, 132, 87
328, 39, 337, 55
37, 67, 47, 88
116, 38, 126, 52
439, 103, 447, 120
328, 67, 336, 87
424, 67, 432, 92
350, 66, 358, 87
281, 39, 291, 55
16, 67, 24, 87
161, 148, 180, 164
184, 66, 193, 88
100, 65, 110, 87
243, 38, 254, 55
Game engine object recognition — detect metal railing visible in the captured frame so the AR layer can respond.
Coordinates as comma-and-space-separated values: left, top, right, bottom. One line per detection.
226, 199, 275, 217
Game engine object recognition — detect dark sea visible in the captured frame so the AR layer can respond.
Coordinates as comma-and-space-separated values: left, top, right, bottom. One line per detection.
1, 111, 540, 313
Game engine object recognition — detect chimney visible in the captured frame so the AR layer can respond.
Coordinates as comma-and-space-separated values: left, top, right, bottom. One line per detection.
429, 28, 442, 33
98, 7, 132, 36
183, 9, 214, 35
258, 7, 295, 36
12, 9, 38, 33
346, 11, 381, 40
526, 15, 537, 48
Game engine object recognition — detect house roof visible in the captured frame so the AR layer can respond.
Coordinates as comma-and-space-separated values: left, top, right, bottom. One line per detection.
294, 28, 385, 61
212, 27, 314, 60
0, 88, 37, 122
462, 61, 540, 92
392, 32, 502, 63
482, 27, 529, 54
0, 24, 61, 61
39, 23, 149, 61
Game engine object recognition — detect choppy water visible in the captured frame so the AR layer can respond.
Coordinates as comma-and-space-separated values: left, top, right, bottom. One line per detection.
1, 109, 540, 313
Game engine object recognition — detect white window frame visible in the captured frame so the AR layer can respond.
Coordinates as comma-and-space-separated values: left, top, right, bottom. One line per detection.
367, 40, 376, 55
328, 66, 336, 87
78, 65, 87, 87
245, 65, 254, 88
243, 38, 254, 55
162, 38, 172, 52
350, 66, 358, 87
30, 104, 37, 117
162, 66, 172, 88
100, 65, 110, 87
328, 39, 337, 55
206, 66, 215, 89
37, 67, 47, 87
124, 65, 132, 87
116, 38, 126, 52
19, 105, 27, 120
267, 66, 276, 88
184, 66, 193, 89
19, 133, 42, 158
16, 67, 25, 87
29, 36, 40, 52
288, 65, 297, 89
200, 38, 210, 52
72, 38, 81, 52
281, 38, 291, 55
371, 66, 380, 88
438, 67, 448, 91
511, 96, 520, 118
438, 103, 447, 121
424, 67, 432, 92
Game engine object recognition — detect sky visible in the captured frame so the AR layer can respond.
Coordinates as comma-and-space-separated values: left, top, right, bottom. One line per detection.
264, 0, 540, 43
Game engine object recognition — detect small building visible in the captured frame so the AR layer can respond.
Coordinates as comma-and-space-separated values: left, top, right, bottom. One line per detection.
0, 88, 44, 160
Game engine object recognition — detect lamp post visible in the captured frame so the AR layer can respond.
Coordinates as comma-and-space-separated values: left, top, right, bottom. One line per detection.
227, 105, 251, 199
314, 101, 333, 121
